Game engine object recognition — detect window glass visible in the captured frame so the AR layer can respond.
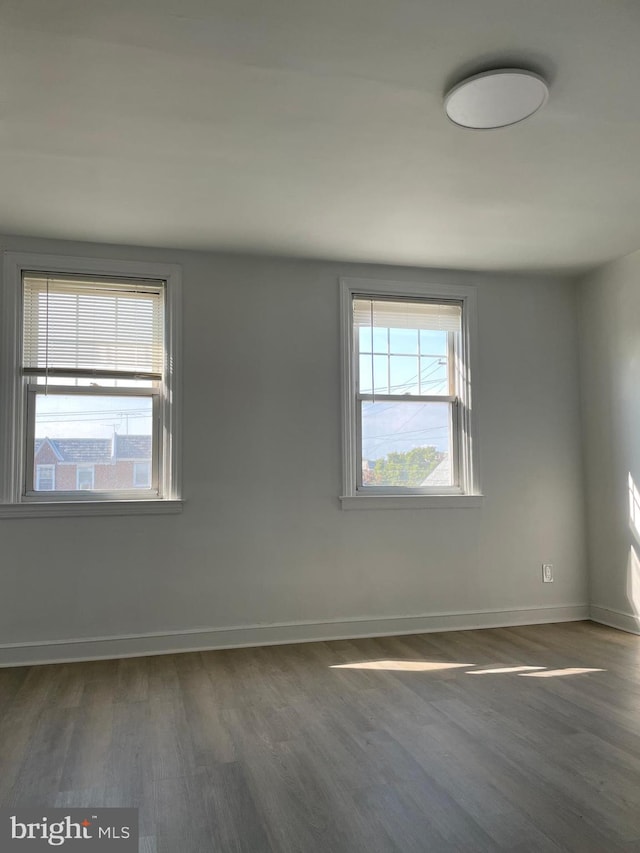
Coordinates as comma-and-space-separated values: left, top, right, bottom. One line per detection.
32, 395, 154, 494
361, 401, 453, 487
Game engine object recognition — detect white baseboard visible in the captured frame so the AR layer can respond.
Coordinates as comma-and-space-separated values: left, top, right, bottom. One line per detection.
0, 604, 590, 667
589, 604, 640, 635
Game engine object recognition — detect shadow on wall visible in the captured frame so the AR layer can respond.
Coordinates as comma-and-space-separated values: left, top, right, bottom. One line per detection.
626, 474, 640, 617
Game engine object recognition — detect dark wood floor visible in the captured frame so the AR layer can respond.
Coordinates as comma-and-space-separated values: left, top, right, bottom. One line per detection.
1, 621, 640, 852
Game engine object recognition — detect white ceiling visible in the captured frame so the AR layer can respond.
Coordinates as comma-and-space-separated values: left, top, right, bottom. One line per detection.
1, 0, 640, 272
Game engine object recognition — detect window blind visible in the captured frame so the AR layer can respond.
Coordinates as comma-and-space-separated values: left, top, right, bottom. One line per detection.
353, 298, 461, 333
22, 274, 165, 379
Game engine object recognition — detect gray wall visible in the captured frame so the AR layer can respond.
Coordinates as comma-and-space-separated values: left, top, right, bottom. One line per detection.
579, 249, 640, 631
0, 234, 588, 663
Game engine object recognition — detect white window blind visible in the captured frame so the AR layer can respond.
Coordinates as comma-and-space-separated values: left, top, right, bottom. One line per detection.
22, 274, 165, 379
353, 298, 461, 332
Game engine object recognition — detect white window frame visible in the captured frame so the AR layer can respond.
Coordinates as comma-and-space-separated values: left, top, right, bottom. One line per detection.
340, 277, 482, 509
0, 252, 183, 518
36, 464, 55, 491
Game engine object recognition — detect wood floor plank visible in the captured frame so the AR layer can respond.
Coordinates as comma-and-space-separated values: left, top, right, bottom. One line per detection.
5, 706, 78, 807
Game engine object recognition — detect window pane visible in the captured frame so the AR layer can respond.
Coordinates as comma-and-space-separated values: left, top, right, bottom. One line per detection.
359, 355, 372, 393
359, 326, 387, 354
360, 401, 453, 488
360, 354, 389, 394
32, 394, 154, 492
373, 355, 389, 394
389, 356, 420, 395
419, 356, 448, 395
389, 327, 418, 355
420, 329, 448, 356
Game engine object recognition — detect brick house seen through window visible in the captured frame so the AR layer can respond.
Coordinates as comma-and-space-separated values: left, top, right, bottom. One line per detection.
34, 434, 152, 492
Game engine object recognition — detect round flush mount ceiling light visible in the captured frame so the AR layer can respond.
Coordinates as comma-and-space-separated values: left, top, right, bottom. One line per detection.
444, 69, 549, 129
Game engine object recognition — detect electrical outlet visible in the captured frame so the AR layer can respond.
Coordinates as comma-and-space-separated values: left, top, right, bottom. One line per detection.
542, 563, 554, 583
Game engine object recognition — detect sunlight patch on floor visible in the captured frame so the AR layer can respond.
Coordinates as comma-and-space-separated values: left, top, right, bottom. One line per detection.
329, 661, 606, 677
330, 660, 472, 671
467, 665, 545, 675
518, 667, 605, 677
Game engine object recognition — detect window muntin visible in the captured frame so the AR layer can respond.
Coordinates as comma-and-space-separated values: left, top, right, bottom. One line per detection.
21, 273, 164, 500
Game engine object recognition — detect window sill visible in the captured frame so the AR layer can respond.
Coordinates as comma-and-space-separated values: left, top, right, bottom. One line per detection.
0, 499, 184, 519
339, 494, 483, 510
